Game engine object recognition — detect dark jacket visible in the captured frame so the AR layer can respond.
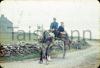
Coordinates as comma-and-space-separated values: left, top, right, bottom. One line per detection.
58, 26, 64, 32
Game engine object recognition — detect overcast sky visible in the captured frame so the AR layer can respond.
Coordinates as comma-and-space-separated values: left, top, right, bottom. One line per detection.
0, 0, 100, 39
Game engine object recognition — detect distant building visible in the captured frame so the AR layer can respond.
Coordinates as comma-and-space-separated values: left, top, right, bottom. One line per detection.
0, 14, 13, 43
0, 14, 13, 33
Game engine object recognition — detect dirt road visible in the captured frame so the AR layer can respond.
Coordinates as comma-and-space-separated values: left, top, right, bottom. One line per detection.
0, 41, 100, 68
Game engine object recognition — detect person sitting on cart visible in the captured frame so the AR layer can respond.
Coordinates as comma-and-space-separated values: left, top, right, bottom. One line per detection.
57, 22, 69, 39
50, 18, 58, 37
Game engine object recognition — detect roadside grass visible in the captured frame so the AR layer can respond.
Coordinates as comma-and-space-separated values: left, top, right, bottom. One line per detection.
0, 52, 39, 62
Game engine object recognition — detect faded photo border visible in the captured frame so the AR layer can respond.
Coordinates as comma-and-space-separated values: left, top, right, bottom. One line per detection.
0, 0, 100, 68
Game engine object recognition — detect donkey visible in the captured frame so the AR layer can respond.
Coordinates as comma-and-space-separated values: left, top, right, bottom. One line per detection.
39, 30, 53, 64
